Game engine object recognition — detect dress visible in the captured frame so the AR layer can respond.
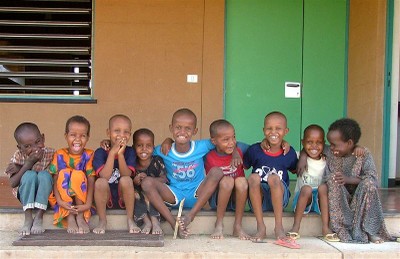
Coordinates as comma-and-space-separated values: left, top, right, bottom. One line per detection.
48, 148, 95, 228
134, 156, 166, 223
324, 148, 392, 243
4, 147, 55, 211
93, 147, 136, 209
154, 139, 215, 208
292, 156, 325, 214
244, 144, 298, 211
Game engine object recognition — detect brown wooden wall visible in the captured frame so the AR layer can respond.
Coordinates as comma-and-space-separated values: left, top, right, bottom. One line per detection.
347, 0, 387, 180
0, 0, 225, 174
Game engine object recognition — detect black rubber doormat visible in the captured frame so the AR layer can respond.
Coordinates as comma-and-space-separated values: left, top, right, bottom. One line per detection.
13, 230, 164, 247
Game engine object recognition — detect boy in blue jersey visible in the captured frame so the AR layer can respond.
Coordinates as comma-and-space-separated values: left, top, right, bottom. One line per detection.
141, 108, 225, 238
244, 111, 299, 249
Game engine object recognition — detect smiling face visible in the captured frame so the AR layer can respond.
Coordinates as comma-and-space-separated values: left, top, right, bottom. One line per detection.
327, 129, 354, 157
169, 113, 198, 147
302, 127, 324, 160
134, 133, 154, 163
65, 122, 89, 155
17, 129, 45, 157
211, 125, 236, 155
263, 113, 288, 148
107, 116, 132, 148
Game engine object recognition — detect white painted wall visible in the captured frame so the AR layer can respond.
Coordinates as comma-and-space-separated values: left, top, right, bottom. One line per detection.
391, 0, 400, 181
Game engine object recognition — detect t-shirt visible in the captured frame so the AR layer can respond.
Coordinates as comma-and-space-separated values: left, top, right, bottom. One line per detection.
4, 146, 55, 198
93, 146, 136, 184
243, 143, 298, 187
154, 139, 214, 190
49, 148, 95, 177
205, 147, 245, 178
294, 156, 325, 193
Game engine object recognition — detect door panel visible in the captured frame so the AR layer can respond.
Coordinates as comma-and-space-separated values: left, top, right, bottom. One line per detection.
225, 0, 303, 149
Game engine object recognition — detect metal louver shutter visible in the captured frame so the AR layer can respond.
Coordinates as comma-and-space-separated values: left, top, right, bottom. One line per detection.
0, 0, 92, 99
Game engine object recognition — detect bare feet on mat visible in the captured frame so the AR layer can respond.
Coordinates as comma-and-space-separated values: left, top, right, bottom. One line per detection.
150, 216, 163, 235
93, 219, 106, 234
76, 216, 90, 234
67, 215, 79, 234
31, 216, 45, 235
20, 217, 34, 236
233, 226, 251, 240
128, 218, 141, 234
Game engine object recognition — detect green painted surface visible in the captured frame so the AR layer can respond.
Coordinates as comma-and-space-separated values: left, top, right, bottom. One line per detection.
225, 0, 303, 149
225, 0, 347, 179
301, 0, 347, 136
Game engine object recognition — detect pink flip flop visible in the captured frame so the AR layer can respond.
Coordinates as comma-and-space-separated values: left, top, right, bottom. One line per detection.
273, 237, 301, 249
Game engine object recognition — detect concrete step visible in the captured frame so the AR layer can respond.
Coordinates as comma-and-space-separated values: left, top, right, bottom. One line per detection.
1, 208, 399, 237
1, 230, 400, 259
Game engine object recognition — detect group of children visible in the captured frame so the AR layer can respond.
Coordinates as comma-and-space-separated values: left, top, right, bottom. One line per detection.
4, 108, 394, 249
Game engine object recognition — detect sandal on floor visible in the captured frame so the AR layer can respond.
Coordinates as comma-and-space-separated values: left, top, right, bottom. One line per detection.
324, 233, 340, 242
273, 237, 300, 249
286, 232, 300, 240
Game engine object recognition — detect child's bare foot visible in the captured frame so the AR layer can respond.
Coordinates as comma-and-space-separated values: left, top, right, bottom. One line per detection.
233, 225, 251, 240
128, 218, 141, 234
274, 226, 286, 239
250, 228, 266, 242
93, 219, 107, 234
177, 215, 191, 239
211, 222, 224, 239
20, 217, 34, 236
67, 215, 79, 234
141, 216, 152, 234
76, 216, 90, 234
150, 216, 163, 235
368, 234, 385, 244
31, 216, 45, 234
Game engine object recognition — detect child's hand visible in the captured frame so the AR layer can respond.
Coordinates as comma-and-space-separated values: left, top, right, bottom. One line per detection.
281, 140, 290, 155
161, 138, 173, 155
352, 146, 365, 158
72, 204, 90, 213
133, 172, 147, 185
332, 171, 346, 185
100, 139, 111, 151
27, 148, 44, 165
117, 137, 127, 155
58, 200, 75, 213
230, 148, 243, 168
260, 138, 270, 152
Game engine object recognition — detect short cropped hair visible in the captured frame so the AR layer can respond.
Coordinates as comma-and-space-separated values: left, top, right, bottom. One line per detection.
264, 111, 287, 125
172, 108, 197, 127
328, 118, 361, 144
209, 119, 233, 138
65, 115, 91, 136
303, 124, 325, 139
132, 128, 155, 146
109, 114, 132, 129
14, 122, 41, 142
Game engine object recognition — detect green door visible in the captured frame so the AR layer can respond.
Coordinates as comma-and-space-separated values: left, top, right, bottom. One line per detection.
225, 0, 347, 164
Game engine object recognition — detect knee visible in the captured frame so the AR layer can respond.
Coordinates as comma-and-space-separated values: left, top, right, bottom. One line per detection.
21, 170, 38, 183
140, 177, 154, 192
235, 177, 248, 192
95, 178, 109, 191
299, 185, 312, 197
208, 167, 224, 180
318, 183, 327, 195
219, 176, 234, 190
248, 173, 260, 187
37, 171, 53, 185
119, 176, 133, 189
267, 174, 280, 187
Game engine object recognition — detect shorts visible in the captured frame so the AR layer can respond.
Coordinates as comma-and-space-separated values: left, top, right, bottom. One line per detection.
107, 182, 125, 209
248, 180, 290, 212
165, 182, 202, 209
209, 188, 236, 211
292, 187, 321, 214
